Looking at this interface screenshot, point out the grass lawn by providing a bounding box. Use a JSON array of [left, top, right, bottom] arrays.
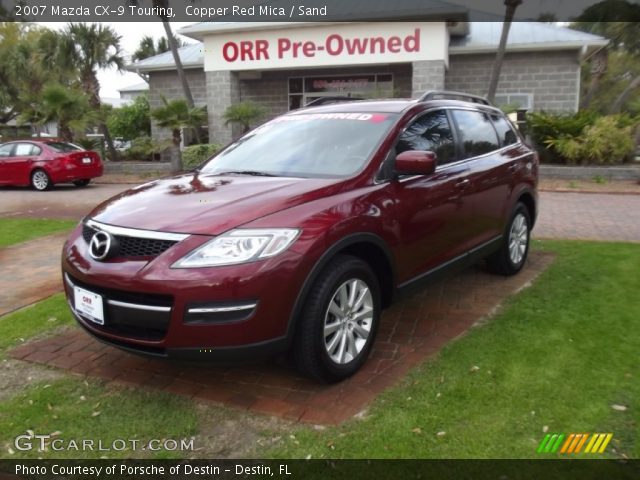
[[0, 294, 72, 357], [270, 240, 640, 459], [0, 296, 198, 459], [0, 240, 637, 459], [0, 218, 76, 248]]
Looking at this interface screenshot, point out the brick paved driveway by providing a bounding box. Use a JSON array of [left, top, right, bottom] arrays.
[[11, 252, 553, 424], [534, 192, 640, 243]]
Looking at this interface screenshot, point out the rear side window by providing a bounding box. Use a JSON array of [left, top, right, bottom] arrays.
[[451, 110, 500, 158], [46, 142, 82, 153], [491, 114, 518, 146], [0, 144, 13, 157], [14, 143, 40, 156], [396, 110, 456, 165]]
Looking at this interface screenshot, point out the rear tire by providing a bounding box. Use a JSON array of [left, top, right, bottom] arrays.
[[31, 169, 51, 191], [486, 202, 531, 276], [73, 179, 91, 187], [293, 255, 381, 383]]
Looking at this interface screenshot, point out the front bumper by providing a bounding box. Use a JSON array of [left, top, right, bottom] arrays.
[[61, 224, 310, 361]]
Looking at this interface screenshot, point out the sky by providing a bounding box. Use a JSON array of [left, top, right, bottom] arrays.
[[38, 22, 196, 99]]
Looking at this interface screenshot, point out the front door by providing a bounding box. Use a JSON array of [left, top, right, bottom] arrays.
[[388, 109, 474, 283]]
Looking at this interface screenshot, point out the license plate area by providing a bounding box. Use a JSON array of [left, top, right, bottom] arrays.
[[74, 286, 104, 325], [82, 157, 92, 164]]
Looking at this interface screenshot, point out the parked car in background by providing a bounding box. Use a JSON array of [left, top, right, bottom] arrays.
[[62, 91, 538, 382], [0, 140, 103, 191]]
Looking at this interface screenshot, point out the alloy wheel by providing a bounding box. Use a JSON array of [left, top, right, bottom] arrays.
[[508, 212, 528, 264], [323, 278, 374, 364]]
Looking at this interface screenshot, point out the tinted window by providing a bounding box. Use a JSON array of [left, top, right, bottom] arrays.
[[0, 144, 13, 157], [396, 110, 455, 164], [451, 110, 500, 158], [491, 114, 518, 147], [201, 112, 398, 178], [45, 142, 82, 153]]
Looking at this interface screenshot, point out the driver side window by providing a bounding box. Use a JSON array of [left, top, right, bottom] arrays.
[[396, 110, 455, 165]]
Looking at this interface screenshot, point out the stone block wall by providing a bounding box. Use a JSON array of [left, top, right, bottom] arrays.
[[412, 60, 446, 98], [445, 50, 581, 112], [148, 69, 207, 162]]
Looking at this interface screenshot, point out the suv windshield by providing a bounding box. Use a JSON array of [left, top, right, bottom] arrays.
[[201, 112, 398, 178], [45, 142, 83, 153]]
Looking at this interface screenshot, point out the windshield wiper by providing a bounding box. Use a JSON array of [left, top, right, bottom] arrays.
[[218, 170, 278, 177]]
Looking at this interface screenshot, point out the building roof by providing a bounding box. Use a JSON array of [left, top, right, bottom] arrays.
[[127, 22, 608, 73], [118, 81, 149, 93], [449, 22, 608, 54], [126, 43, 205, 73]]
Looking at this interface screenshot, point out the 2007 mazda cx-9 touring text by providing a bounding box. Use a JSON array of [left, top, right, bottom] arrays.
[[62, 91, 538, 382]]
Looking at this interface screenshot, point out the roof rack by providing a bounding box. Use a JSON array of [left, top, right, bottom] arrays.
[[418, 90, 492, 106]]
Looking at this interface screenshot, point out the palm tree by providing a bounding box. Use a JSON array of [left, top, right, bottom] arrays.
[[487, 0, 523, 103], [132, 34, 185, 62], [223, 102, 266, 135], [58, 23, 124, 161], [21, 84, 95, 141], [151, 96, 207, 172]]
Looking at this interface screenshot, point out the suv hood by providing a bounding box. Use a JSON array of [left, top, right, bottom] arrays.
[[88, 173, 341, 236]]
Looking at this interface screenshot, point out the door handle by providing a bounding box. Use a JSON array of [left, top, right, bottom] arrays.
[[455, 178, 470, 189]]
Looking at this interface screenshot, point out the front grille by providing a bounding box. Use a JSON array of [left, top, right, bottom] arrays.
[[82, 224, 177, 259]]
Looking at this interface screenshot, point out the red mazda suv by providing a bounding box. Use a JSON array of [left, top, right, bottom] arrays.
[[62, 91, 538, 382]]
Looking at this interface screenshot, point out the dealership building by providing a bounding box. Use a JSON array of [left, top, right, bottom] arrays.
[[127, 12, 607, 151]]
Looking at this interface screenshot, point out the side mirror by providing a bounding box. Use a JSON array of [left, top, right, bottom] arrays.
[[395, 150, 437, 176]]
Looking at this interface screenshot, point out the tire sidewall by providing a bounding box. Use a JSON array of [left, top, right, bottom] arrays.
[[312, 260, 381, 380]]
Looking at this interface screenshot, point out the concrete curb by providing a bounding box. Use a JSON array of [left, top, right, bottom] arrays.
[[540, 165, 640, 180], [103, 162, 172, 174]]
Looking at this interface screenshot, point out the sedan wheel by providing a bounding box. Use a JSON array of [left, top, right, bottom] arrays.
[[31, 170, 51, 191]]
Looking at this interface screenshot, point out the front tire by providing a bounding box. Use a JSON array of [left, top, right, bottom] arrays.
[[293, 255, 381, 383], [486, 202, 531, 276], [31, 169, 51, 191]]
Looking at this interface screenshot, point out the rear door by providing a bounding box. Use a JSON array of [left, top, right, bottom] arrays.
[[449, 109, 507, 248], [389, 109, 473, 283], [0, 144, 16, 185], [9, 143, 41, 185]]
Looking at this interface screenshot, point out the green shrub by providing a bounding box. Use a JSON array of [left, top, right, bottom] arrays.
[[545, 115, 636, 165], [122, 136, 169, 161], [527, 111, 598, 163], [182, 143, 221, 170]]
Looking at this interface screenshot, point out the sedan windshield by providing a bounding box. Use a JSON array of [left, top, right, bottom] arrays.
[[201, 112, 398, 178]]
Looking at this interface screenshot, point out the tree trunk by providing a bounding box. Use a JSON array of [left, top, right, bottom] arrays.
[[59, 122, 73, 142], [85, 72, 119, 161], [171, 128, 182, 173], [487, 1, 522, 103], [581, 49, 608, 110], [157, 9, 202, 145], [610, 73, 640, 113]]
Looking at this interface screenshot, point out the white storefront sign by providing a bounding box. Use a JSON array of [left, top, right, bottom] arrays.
[[203, 22, 449, 71]]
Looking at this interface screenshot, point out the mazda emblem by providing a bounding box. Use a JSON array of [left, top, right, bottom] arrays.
[[89, 231, 112, 261]]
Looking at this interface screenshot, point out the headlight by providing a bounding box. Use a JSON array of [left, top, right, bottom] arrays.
[[172, 229, 300, 268]]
